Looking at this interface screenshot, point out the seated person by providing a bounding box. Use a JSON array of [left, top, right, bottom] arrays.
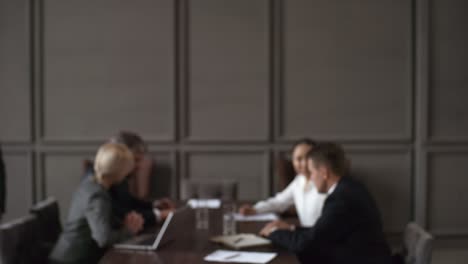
[[49, 143, 144, 264], [85, 131, 175, 228], [239, 139, 327, 227], [260, 142, 392, 264]]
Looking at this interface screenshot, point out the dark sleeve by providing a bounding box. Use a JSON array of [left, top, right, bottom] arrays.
[[0, 148, 6, 214], [268, 197, 356, 253], [84, 165, 94, 178], [111, 178, 153, 210], [85, 192, 132, 248], [110, 179, 156, 227]]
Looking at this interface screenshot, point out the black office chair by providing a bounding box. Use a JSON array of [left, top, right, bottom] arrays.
[[276, 157, 296, 191], [0, 215, 38, 264], [30, 197, 62, 263]]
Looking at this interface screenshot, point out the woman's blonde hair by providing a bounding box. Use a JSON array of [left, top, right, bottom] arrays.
[[94, 143, 134, 182]]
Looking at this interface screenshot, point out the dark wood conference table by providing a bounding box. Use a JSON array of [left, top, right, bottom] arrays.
[[99, 206, 300, 264]]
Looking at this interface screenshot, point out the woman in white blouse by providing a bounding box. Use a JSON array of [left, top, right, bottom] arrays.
[[239, 139, 327, 227]]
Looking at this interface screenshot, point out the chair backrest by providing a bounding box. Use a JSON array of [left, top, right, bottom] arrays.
[[403, 222, 434, 264], [83, 159, 94, 176], [276, 157, 296, 191], [30, 197, 62, 246], [0, 215, 38, 264], [180, 179, 238, 201]]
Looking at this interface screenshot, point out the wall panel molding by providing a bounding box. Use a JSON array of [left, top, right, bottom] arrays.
[[427, 0, 468, 143], [427, 150, 468, 236], [183, 0, 270, 142], [0, 0, 32, 143], [1, 0, 467, 237], [277, 0, 413, 142], [347, 148, 413, 233], [40, 0, 176, 143], [414, 0, 429, 229]]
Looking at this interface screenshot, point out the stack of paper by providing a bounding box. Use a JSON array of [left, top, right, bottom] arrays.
[[233, 213, 279, 222], [187, 199, 221, 209], [204, 250, 277, 263]]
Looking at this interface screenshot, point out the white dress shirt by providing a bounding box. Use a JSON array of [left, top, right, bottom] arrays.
[[253, 174, 327, 227], [327, 182, 337, 196]]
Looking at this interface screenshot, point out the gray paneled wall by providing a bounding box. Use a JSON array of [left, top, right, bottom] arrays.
[[1, 150, 33, 222], [0, 0, 467, 236], [428, 151, 468, 235], [349, 148, 412, 233], [43, 0, 175, 141], [187, 0, 270, 141], [0, 0, 31, 142], [282, 0, 412, 141]]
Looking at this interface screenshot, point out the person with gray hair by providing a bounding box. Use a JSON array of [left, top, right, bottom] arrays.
[[50, 143, 144, 264], [103, 131, 175, 228]]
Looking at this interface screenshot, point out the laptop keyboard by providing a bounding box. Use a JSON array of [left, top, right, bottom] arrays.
[[125, 234, 156, 246]]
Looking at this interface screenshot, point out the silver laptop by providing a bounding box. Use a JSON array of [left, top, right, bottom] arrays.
[[114, 211, 174, 251]]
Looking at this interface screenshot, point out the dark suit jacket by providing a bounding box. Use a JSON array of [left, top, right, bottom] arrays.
[[85, 166, 156, 228], [49, 177, 131, 264], [269, 176, 392, 264], [109, 177, 156, 227]]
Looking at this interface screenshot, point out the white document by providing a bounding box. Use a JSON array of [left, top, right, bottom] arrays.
[[204, 250, 277, 264], [210, 233, 271, 249], [187, 199, 221, 209], [233, 213, 279, 222]]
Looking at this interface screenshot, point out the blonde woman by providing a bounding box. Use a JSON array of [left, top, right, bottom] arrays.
[[50, 143, 144, 264]]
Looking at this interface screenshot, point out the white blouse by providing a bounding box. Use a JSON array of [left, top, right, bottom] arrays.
[[253, 174, 327, 227]]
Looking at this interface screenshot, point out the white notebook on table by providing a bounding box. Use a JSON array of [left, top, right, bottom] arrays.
[[204, 250, 277, 264], [211, 233, 271, 249]]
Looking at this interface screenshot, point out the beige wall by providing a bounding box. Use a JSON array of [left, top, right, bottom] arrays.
[[0, 0, 467, 237]]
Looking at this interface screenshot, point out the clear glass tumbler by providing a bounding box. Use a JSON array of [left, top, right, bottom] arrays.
[[195, 199, 209, 229], [222, 202, 237, 235]]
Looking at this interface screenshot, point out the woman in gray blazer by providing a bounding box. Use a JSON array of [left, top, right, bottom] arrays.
[[49, 143, 144, 264]]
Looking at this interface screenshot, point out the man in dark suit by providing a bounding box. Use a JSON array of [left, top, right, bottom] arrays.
[[260, 142, 392, 264]]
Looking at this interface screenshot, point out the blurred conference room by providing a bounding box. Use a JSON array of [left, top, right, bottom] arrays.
[[1, 0, 467, 264]]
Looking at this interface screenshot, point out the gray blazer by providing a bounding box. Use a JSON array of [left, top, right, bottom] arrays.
[[49, 176, 131, 264]]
